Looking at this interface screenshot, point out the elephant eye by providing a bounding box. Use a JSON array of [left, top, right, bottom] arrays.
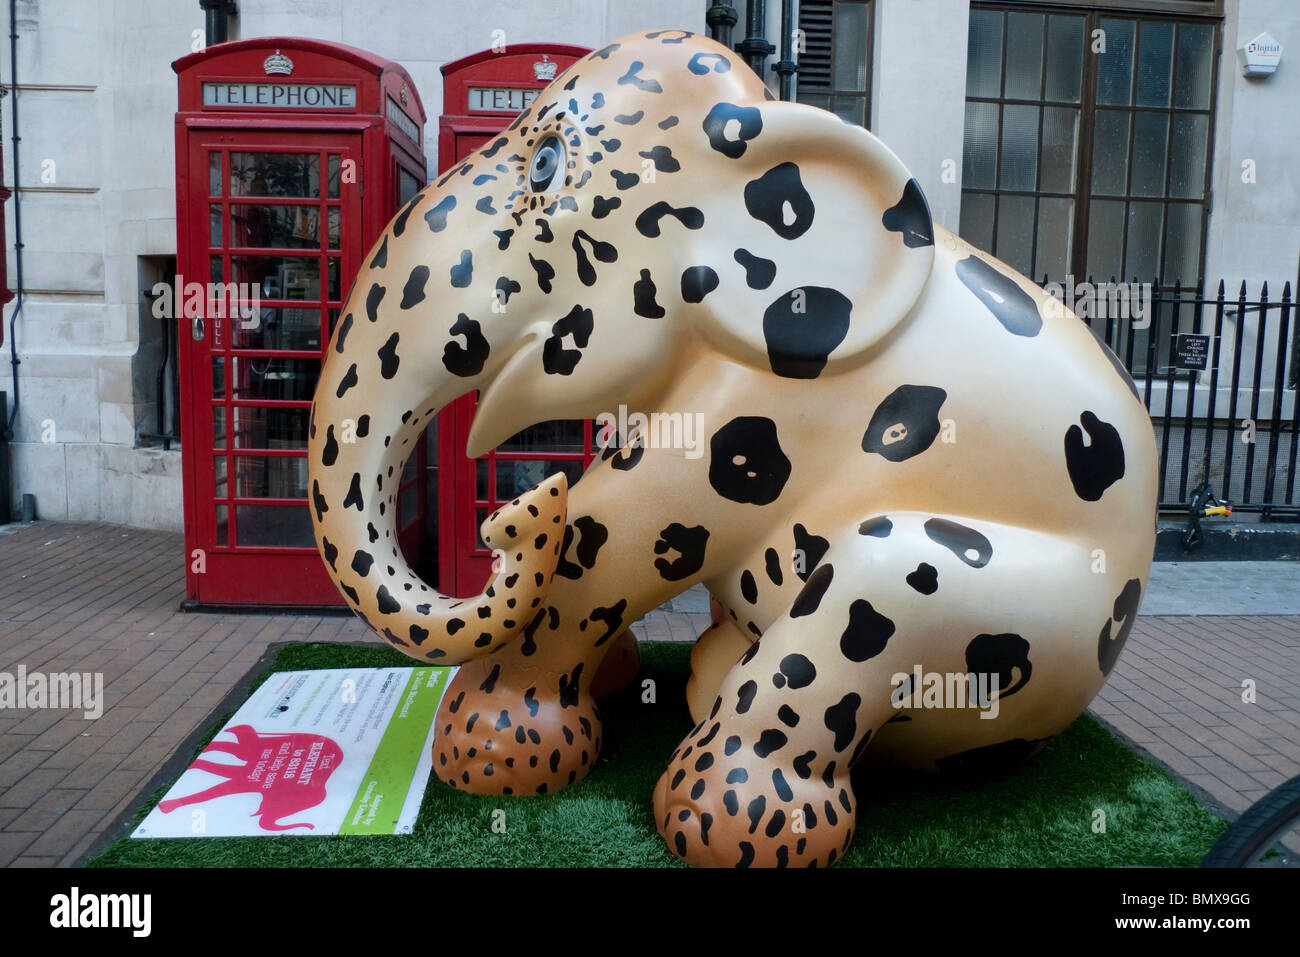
[[528, 135, 566, 193]]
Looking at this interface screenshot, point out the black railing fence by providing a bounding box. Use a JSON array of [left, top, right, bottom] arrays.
[[1045, 277, 1298, 518]]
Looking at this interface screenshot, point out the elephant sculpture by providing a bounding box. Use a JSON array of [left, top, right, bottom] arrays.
[[307, 30, 1157, 868]]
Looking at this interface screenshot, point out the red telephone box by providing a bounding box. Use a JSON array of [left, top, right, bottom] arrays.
[[435, 44, 592, 597], [173, 38, 427, 606]]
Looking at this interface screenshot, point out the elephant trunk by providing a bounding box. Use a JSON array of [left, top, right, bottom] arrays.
[[307, 283, 567, 665]]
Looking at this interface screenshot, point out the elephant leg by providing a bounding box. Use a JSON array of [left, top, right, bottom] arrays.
[[655, 513, 1141, 867], [685, 617, 752, 726], [434, 453, 726, 797]]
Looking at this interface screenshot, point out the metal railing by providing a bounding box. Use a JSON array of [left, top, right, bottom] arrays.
[[1053, 277, 1297, 518]]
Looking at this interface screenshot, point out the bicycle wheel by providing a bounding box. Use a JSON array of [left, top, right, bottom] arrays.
[[1201, 774, 1300, 867]]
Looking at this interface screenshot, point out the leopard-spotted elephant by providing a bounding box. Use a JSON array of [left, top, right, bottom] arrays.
[[307, 29, 1157, 868]]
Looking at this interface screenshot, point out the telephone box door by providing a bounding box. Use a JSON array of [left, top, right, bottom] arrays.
[[182, 131, 362, 605]]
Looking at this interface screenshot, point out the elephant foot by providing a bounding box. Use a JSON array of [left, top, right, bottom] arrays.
[[653, 712, 856, 868], [433, 655, 602, 796], [589, 629, 641, 699]]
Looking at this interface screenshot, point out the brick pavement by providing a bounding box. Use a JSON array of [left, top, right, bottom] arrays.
[[0, 520, 1297, 866]]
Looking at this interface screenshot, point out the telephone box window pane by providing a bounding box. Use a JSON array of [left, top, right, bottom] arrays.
[[232, 406, 309, 450], [210, 255, 223, 284], [233, 305, 321, 351], [212, 358, 226, 398], [326, 308, 340, 340], [500, 420, 586, 453], [214, 456, 228, 498], [496, 459, 584, 499], [230, 356, 320, 402], [476, 458, 490, 500], [1044, 16, 1084, 104], [1096, 19, 1135, 106], [966, 9, 1004, 98], [1174, 23, 1214, 110], [1169, 113, 1209, 199], [230, 152, 320, 198], [235, 504, 315, 548], [398, 168, 420, 205], [1130, 111, 1169, 198], [327, 207, 340, 249], [209, 205, 223, 247], [327, 258, 340, 301], [327, 155, 341, 198], [215, 505, 228, 546], [1004, 13, 1045, 101], [209, 152, 222, 197], [236, 456, 308, 499], [475, 508, 490, 550], [398, 484, 419, 524], [230, 256, 321, 301], [230, 204, 321, 249], [1091, 110, 1131, 196], [213, 406, 227, 448], [1135, 21, 1174, 109]]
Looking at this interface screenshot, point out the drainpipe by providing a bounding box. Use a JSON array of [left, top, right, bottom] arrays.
[[198, 0, 237, 46], [5, 0, 23, 448], [737, 0, 775, 81], [774, 0, 798, 100], [706, 2, 739, 48]]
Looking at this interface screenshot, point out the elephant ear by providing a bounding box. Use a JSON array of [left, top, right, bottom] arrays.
[[692, 100, 935, 378]]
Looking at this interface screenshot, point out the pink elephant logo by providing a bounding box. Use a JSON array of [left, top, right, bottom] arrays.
[[158, 724, 343, 831]]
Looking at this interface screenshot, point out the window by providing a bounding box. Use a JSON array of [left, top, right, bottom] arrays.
[[960, 3, 1218, 293], [796, 0, 875, 127]]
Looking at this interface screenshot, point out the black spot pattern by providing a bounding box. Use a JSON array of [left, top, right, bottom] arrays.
[[400, 267, 428, 309], [592, 195, 621, 218], [556, 516, 609, 580], [638, 145, 680, 172], [424, 195, 456, 231], [861, 385, 948, 462], [1098, 578, 1142, 675], [924, 518, 993, 569], [653, 523, 710, 581], [779, 654, 817, 690], [793, 524, 829, 581], [635, 201, 704, 237], [617, 60, 663, 93], [764, 547, 783, 586], [334, 313, 353, 353], [572, 230, 617, 286], [762, 286, 853, 379], [955, 256, 1043, 337], [966, 633, 1032, 697], [377, 332, 400, 379], [633, 269, 666, 318], [542, 305, 594, 375], [450, 250, 473, 288], [734, 248, 776, 290], [744, 163, 814, 240], [881, 178, 934, 248], [858, 516, 893, 538], [681, 266, 719, 303], [906, 563, 939, 595], [366, 283, 386, 322], [824, 693, 860, 752], [791, 564, 833, 617], [1064, 411, 1126, 501], [840, 600, 895, 662], [708, 416, 792, 506], [702, 102, 763, 159], [442, 314, 490, 378], [688, 51, 731, 74], [529, 254, 555, 294]]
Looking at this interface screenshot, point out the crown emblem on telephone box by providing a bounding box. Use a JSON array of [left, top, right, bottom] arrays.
[[263, 50, 294, 76], [533, 54, 557, 82]]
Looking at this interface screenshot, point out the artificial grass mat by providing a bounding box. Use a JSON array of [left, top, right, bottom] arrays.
[[89, 640, 1227, 867]]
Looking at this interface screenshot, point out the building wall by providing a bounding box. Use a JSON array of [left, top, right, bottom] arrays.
[[0, 0, 702, 530]]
